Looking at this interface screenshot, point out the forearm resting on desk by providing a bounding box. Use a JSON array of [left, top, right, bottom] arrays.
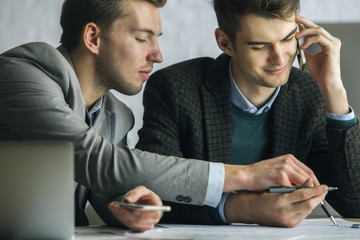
[[224, 186, 327, 228]]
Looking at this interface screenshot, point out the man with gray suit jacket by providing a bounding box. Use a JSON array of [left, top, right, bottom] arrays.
[[0, 0, 320, 231]]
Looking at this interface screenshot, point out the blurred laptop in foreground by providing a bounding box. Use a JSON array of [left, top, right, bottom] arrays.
[[0, 142, 74, 239]]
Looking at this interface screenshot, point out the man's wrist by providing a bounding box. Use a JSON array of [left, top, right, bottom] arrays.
[[320, 83, 349, 116], [223, 164, 250, 192]]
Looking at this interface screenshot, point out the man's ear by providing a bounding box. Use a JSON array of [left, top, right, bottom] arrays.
[[215, 28, 234, 56], [82, 22, 101, 55]]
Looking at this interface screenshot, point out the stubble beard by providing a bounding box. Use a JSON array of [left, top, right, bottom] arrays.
[[95, 59, 142, 96]]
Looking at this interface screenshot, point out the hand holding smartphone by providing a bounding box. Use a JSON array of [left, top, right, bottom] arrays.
[[296, 24, 306, 71], [112, 201, 171, 212]]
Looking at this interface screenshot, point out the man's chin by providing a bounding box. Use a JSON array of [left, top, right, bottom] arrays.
[[117, 85, 143, 96], [261, 75, 289, 88]]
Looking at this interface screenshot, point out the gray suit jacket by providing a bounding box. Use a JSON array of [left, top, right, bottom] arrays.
[[0, 42, 211, 225]]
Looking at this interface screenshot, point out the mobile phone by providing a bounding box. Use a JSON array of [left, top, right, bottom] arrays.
[[296, 24, 306, 71], [112, 201, 171, 212]]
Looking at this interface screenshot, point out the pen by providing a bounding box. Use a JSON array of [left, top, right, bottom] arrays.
[[319, 201, 338, 226], [265, 186, 338, 226]]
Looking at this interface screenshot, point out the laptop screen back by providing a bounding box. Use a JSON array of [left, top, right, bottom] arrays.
[[0, 142, 74, 239]]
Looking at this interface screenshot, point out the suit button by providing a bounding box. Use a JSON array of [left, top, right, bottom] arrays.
[[183, 196, 192, 203], [176, 195, 184, 202]]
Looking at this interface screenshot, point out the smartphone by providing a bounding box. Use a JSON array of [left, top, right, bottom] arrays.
[[112, 201, 171, 212], [296, 24, 307, 71]]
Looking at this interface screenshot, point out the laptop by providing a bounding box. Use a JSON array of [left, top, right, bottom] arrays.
[[0, 142, 74, 239]]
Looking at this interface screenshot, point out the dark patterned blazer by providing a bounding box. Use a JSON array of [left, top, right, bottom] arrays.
[[137, 53, 360, 224]]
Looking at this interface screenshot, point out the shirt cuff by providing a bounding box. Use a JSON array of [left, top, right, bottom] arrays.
[[326, 106, 355, 120], [326, 106, 357, 129], [208, 192, 231, 224], [219, 192, 231, 223], [204, 162, 224, 207]]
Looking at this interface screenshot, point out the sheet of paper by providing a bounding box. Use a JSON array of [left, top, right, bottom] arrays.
[[124, 218, 360, 240], [74, 225, 127, 240], [74, 219, 360, 240]]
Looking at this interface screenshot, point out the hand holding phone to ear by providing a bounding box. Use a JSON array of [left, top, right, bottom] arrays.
[[296, 15, 349, 116]]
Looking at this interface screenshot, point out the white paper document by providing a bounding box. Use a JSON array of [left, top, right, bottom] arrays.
[[75, 218, 360, 240]]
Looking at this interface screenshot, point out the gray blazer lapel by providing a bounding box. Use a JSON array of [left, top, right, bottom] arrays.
[[201, 54, 233, 163], [93, 109, 117, 144], [93, 93, 134, 147]]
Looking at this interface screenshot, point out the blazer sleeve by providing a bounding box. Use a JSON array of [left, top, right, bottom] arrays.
[[308, 116, 360, 218], [0, 44, 209, 206], [325, 123, 360, 217], [288, 70, 360, 218]]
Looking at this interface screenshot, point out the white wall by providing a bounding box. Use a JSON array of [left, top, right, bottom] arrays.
[[1, 0, 359, 147]]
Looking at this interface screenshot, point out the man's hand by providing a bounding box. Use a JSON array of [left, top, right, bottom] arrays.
[[107, 186, 162, 232], [224, 185, 328, 227], [224, 154, 319, 192], [296, 15, 349, 116]]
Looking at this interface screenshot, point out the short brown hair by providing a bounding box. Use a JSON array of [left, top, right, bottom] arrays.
[[60, 0, 167, 50], [212, 0, 300, 43]]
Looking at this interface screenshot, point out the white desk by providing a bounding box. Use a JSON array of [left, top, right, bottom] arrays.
[[74, 218, 360, 240]]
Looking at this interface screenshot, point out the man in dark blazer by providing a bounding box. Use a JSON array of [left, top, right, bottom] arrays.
[[137, 0, 360, 227]]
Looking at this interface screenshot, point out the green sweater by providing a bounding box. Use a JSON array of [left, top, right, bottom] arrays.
[[229, 104, 272, 165]]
